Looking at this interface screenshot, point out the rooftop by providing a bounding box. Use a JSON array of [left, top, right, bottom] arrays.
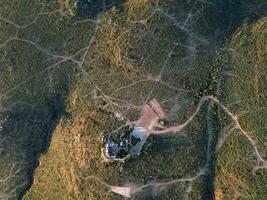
[[101, 126, 149, 162]]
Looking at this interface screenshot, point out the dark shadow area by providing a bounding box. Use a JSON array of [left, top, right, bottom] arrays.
[[150, 134, 192, 154], [0, 93, 69, 200], [198, 1, 267, 199], [0, 0, 130, 198], [76, 0, 127, 17], [201, 0, 267, 43], [0, 47, 74, 199], [200, 106, 221, 200]]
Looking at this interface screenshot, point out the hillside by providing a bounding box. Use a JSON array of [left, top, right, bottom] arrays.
[[0, 0, 266, 199]]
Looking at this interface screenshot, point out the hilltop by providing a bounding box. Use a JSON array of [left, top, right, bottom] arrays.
[[0, 0, 266, 199]]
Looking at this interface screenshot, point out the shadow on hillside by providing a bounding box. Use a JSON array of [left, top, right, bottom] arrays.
[[201, 0, 267, 43], [75, 0, 127, 17], [0, 92, 69, 200], [0, 1, 130, 199], [197, 1, 267, 199]]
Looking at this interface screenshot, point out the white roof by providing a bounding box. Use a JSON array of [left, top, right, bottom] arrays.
[[110, 186, 131, 198]]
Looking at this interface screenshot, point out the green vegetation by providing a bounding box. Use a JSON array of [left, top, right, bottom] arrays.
[[215, 17, 267, 200], [0, 0, 266, 199]]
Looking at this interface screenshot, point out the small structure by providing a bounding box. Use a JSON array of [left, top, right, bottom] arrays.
[[101, 126, 149, 162], [104, 139, 129, 160], [110, 186, 132, 198], [101, 98, 166, 162], [129, 126, 149, 156]]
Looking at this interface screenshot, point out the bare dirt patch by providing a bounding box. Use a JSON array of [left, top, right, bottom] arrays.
[[135, 98, 166, 131]]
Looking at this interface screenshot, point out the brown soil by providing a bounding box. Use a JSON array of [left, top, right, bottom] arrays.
[[136, 98, 166, 131]]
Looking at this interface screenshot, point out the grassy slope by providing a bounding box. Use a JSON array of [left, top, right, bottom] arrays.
[[215, 17, 267, 200], [24, 0, 214, 199], [0, 0, 93, 198]]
